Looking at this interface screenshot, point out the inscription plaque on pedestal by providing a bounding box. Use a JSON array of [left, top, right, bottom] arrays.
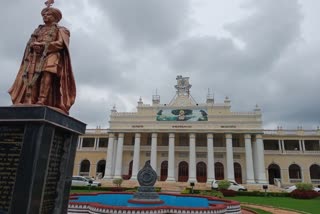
[[41, 131, 65, 213], [0, 106, 86, 214], [0, 125, 24, 213]]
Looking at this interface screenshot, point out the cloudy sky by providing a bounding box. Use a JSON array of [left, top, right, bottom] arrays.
[[1, 0, 319, 129]]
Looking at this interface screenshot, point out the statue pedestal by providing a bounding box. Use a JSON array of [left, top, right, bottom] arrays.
[[128, 187, 164, 204], [0, 106, 86, 214]]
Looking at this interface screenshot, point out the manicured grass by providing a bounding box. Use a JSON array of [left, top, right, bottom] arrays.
[[241, 206, 272, 214], [226, 196, 320, 214]]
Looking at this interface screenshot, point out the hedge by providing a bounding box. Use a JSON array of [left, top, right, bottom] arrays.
[[236, 191, 290, 197]]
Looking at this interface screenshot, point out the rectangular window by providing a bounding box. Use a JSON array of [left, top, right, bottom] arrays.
[[82, 138, 95, 147], [98, 138, 108, 148], [263, 140, 279, 150]]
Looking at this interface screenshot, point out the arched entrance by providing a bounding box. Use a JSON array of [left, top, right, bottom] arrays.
[[196, 162, 207, 183], [96, 160, 106, 178], [79, 159, 90, 176], [289, 164, 301, 182], [268, 164, 281, 184], [178, 161, 189, 182], [123, 161, 133, 180], [234, 163, 242, 184], [310, 164, 320, 182], [160, 161, 168, 181], [215, 162, 224, 180]]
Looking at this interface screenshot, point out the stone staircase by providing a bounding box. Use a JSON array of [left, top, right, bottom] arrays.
[[100, 180, 212, 192], [244, 184, 284, 192], [100, 179, 284, 193]]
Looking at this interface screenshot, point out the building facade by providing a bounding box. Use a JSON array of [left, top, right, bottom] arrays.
[[73, 76, 320, 186]]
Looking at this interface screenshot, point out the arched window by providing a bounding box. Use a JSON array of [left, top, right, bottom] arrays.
[[196, 162, 207, 183], [178, 161, 189, 182], [160, 161, 168, 181], [289, 164, 302, 182], [215, 162, 224, 180], [310, 164, 320, 183], [96, 160, 106, 178], [268, 164, 281, 184], [234, 163, 242, 184], [80, 160, 90, 176]]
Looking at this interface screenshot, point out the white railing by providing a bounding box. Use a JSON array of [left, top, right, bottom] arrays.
[[304, 150, 320, 154], [264, 129, 320, 136], [289, 178, 302, 183], [264, 150, 281, 154], [123, 145, 134, 151], [233, 147, 245, 153], [85, 129, 109, 134], [285, 150, 302, 154], [311, 179, 320, 184]]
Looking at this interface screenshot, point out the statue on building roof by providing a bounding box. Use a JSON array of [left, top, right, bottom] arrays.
[[175, 75, 192, 96]]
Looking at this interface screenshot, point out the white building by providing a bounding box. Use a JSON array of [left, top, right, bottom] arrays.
[[74, 76, 320, 186]]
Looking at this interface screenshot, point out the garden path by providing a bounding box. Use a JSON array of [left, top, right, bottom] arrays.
[[242, 204, 302, 214]]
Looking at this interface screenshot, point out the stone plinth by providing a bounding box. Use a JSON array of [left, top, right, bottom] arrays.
[[0, 106, 86, 214]]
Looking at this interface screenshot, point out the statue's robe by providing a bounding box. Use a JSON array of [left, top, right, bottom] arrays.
[[8, 25, 76, 114]]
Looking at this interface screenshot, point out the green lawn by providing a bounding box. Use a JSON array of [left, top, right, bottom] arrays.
[[226, 196, 320, 214]]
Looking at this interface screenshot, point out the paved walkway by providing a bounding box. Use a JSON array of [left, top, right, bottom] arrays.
[[242, 204, 302, 214]]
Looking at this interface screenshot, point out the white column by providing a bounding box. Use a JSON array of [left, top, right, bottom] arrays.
[[302, 139, 306, 152], [278, 139, 282, 153], [104, 133, 115, 179], [94, 138, 99, 150], [114, 133, 124, 179], [244, 134, 255, 184], [131, 133, 141, 180], [254, 134, 268, 183], [282, 140, 286, 154], [78, 137, 83, 150], [150, 133, 158, 171], [166, 133, 176, 181], [189, 133, 197, 183], [252, 138, 258, 180], [111, 138, 118, 177], [226, 133, 235, 181], [207, 134, 215, 183], [298, 140, 302, 152]]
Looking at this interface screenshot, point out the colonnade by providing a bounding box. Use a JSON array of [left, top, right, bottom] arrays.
[[103, 133, 268, 184]]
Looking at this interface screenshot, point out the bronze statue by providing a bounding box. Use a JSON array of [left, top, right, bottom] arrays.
[[8, 3, 75, 115]]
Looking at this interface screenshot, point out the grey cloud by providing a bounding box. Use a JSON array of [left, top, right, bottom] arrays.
[[168, 0, 302, 76], [0, 1, 319, 130], [226, 0, 302, 71], [95, 0, 191, 47]]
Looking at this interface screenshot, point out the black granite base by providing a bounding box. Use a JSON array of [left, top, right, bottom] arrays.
[[128, 186, 164, 204], [0, 106, 86, 214]]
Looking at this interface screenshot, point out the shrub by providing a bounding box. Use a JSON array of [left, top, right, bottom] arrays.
[[218, 180, 231, 190], [220, 189, 237, 197], [180, 188, 200, 194], [108, 187, 124, 192], [199, 190, 224, 198], [113, 178, 123, 187], [290, 189, 319, 199], [236, 191, 290, 197], [296, 183, 313, 191], [181, 188, 190, 194]]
